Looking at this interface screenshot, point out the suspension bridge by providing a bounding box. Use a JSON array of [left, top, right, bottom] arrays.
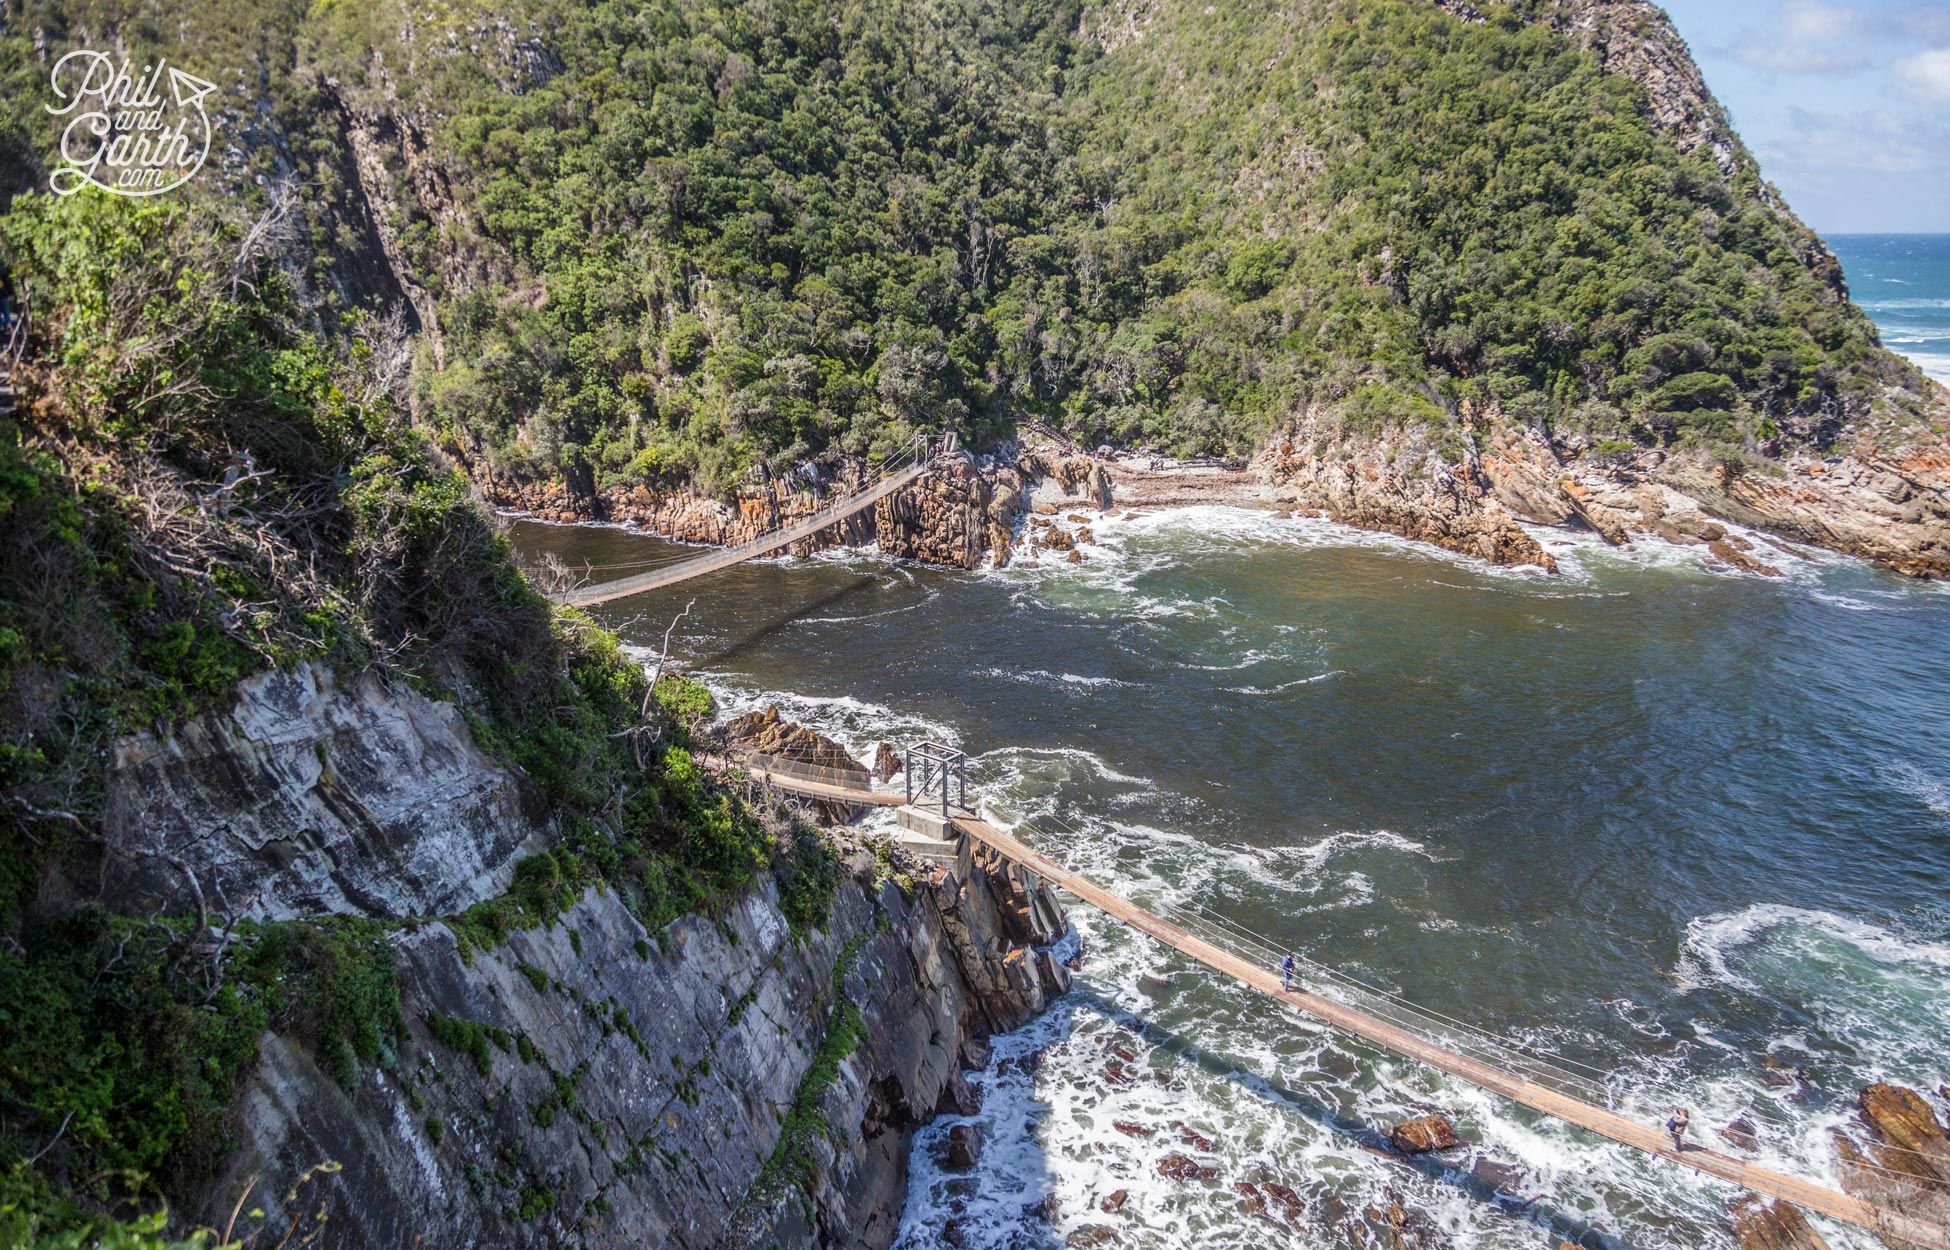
[[723, 743, 1948, 1250], [548, 436, 944, 608]]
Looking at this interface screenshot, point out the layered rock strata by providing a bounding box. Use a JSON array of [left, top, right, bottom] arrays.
[[104, 662, 544, 922], [202, 844, 1070, 1250], [105, 667, 1071, 1250]]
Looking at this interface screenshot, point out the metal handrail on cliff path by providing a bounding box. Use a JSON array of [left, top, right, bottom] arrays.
[[549, 433, 947, 609]]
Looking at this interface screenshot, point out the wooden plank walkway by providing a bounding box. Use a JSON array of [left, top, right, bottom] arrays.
[[715, 744, 1947, 1246], [701, 753, 908, 806], [552, 458, 933, 607]]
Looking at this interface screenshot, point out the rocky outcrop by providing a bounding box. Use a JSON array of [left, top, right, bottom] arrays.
[[1388, 1113, 1462, 1154], [1730, 1196, 1833, 1250], [1831, 1083, 1950, 1250], [1351, 400, 1950, 580], [725, 706, 872, 822], [726, 706, 869, 781], [1511, 432, 1950, 579], [1257, 413, 1559, 572], [105, 662, 542, 921], [933, 844, 1072, 1034]]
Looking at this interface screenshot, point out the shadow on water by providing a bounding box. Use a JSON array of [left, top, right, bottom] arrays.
[[1058, 981, 1647, 1250], [687, 571, 885, 666]]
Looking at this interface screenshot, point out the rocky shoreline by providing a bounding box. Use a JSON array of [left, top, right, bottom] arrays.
[[485, 405, 1950, 582]]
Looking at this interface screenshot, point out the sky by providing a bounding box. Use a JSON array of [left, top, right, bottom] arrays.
[[1659, 0, 1950, 233]]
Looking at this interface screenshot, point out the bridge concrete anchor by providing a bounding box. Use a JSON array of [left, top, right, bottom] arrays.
[[895, 804, 971, 876]]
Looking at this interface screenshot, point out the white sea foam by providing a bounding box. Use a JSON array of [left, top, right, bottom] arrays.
[[1880, 759, 1950, 818], [1226, 670, 1345, 695], [975, 667, 1142, 690], [1684, 903, 1950, 992], [895, 893, 1846, 1250]]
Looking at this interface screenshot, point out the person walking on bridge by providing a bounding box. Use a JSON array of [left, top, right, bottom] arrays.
[[1281, 952, 1296, 991], [1665, 1107, 1691, 1153]]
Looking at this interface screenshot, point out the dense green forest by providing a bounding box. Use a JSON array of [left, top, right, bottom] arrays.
[[3, 0, 1932, 508], [0, 0, 1938, 1240]]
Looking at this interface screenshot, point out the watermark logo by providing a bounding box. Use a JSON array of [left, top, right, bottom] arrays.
[[46, 51, 215, 197]]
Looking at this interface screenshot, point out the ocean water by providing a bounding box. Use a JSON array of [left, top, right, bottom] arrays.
[[512, 508, 1950, 1250], [1831, 233, 1950, 386]]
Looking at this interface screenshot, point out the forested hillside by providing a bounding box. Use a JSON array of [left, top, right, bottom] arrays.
[[3, 0, 1934, 510]]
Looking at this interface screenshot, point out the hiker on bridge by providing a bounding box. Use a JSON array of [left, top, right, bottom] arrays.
[[1281, 952, 1295, 991], [1666, 1107, 1691, 1152]]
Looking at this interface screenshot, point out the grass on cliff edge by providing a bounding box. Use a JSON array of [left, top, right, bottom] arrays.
[[0, 192, 839, 1238]]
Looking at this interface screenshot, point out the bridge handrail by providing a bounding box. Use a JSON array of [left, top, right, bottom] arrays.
[[733, 749, 872, 790]]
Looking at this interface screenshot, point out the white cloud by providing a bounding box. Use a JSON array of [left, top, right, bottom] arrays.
[[1886, 4, 1950, 43], [1762, 106, 1943, 177], [1726, 1, 1872, 74], [1894, 47, 1950, 102]]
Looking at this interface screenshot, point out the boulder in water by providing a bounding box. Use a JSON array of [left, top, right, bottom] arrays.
[[1719, 1115, 1760, 1152], [1100, 1189, 1128, 1214], [1728, 1195, 1833, 1250], [1157, 1152, 1219, 1182], [873, 741, 903, 781], [1709, 538, 1784, 576], [1261, 1181, 1304, 1213], [1388, 1113, 1462, 1153], [944, 1123, 983, 1170]]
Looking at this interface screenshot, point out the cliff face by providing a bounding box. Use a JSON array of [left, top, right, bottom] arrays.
[[105, 669, 1070, 1249], [104, 663, 545, 922]]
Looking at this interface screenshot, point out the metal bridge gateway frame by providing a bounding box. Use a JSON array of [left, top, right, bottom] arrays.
[[903, 742, 966, 819]]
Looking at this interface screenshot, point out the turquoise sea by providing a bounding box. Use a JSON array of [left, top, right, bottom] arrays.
[[1832, 233, 1950, 386]]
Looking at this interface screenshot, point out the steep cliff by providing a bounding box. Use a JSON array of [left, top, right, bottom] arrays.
[[120, 670, 1073, 1250], [0, 191, 1077, 1248]]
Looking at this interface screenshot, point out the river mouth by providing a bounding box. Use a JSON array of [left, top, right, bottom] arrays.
[[510, 507, 1950, 1250]]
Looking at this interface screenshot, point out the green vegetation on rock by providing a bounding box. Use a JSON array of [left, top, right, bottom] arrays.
[[0, 191, 835, 1236]]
